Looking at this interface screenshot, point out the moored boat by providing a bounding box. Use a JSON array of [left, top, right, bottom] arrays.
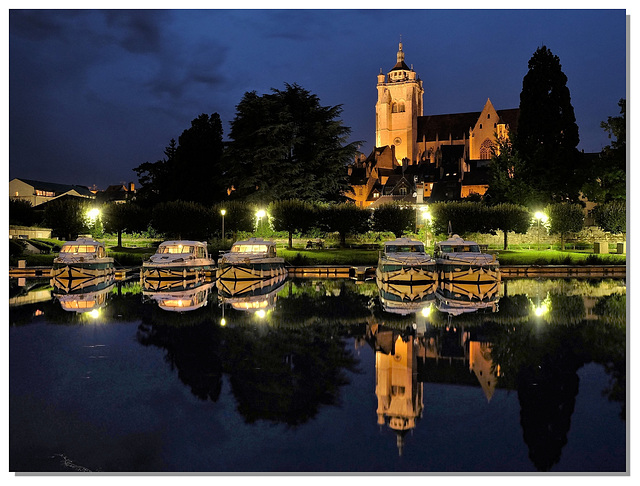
[[217, 238, 287, 282], [434, 234, 499, 283], [53, 275, 116, 313], [376, 237, 437, 285], [142, 240, 215, 283], [50, 238, 115, 282]]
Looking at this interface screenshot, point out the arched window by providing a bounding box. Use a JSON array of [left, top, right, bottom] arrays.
[[392, 103, 398, 113], [479, 139, 494, 160], [397, 102, 405, 112]]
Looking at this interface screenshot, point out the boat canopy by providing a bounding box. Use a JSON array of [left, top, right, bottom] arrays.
[[435, 235, 481, 253], [383, 238, 426, 254], [230, 238, 277, 256], [156, 241, 207, 257], [60, 238, 106, 257]]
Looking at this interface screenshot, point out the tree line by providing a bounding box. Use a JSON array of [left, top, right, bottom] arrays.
[[9, 197, 625, 251]]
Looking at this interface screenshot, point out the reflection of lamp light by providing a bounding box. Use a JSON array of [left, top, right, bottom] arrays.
[[421, 305, 431, 318], [255, 310, 266, 319], [88, 309, 101, 319], [220, 318, 226, 326]]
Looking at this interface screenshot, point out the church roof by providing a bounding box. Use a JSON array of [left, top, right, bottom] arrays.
[[390, 60, 411, 72], [416, 109, 520, 142]]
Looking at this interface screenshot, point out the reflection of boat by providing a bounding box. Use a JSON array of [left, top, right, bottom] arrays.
[[50, 238, 115, 283], [142, 240, 215, 283], [217, 238, 287, 282], [52, 275, 115, 313], [434, 234, 499, 283], [376, 237, 437, 285], [217, 273, 287, 313], [143, 280, 215, 312], [435, 280, 499, 315], [377, 280, 435, 316]]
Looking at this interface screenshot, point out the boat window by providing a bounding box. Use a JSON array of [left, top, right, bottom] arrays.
[[196, 247, 205, 258], [453, 245, 480, 252], [439, 245, 453, 253], [231, 244, 269, 253], [158, 245, 194, 254], [388, 244, 425, 253], [61, 245, 97, 253]]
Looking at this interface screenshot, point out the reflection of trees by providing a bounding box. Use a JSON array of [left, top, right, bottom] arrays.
[[136, 319, 224, 402], [224, 324, 359, 426], [514, 326, 581, 472]]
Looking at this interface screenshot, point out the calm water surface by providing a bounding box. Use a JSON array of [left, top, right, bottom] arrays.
[[9, 275, 627, 473]]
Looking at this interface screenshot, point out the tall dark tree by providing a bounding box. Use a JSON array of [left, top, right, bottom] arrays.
[[515, 46, 582, 204], [134, 113, 225, 205], [173, 113, 225, 204], [582, 99, 626, 203], [226, 83, 359, 204]]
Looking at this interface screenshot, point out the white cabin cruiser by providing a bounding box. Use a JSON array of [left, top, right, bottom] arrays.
[[376, 237, 437, 285], [434, 235, 499, 283], [142, 240, 215, 283], [217, 238, 287, 282], [51, 237, 115, 282]]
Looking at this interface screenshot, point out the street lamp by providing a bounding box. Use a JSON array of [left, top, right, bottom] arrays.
[[220, 209, 226, 246], [256, 209, 266, 234], [534, 211, 548, 251], [421, 206, 432, 248]]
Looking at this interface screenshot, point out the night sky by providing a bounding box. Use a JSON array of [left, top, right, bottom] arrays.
[[8, 8, 628, 189]]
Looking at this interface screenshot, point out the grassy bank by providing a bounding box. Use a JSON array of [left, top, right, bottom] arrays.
[[11, 238, 626, 268]]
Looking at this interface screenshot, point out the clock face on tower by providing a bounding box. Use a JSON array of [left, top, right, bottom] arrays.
[[394, 137, 402, 145]]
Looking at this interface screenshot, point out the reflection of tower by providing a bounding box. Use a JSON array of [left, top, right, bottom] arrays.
[[375, 41, 424, 165], [468, 341, 501, 402], [374, 331, 423, 456]]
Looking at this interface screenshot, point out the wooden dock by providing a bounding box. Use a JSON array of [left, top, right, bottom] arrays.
[[10, 264, 625, 281], [500, 265, 626, 278]]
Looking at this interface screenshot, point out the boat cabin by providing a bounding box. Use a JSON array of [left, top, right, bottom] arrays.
[[230, 238, 277, 258], [155, 241, 208, 259], [434, 235, 481, 256], [383, 238, 426, 255], [59, 238, 108, 258]]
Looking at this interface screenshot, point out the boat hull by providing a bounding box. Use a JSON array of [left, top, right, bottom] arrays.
[[436, 261, 500, 283], [50, 262, 115, 290], [141, 263, 215, 282], [376, 262, 437, 285]]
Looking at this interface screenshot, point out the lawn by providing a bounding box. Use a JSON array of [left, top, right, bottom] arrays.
[[11, 238, 626, 267]]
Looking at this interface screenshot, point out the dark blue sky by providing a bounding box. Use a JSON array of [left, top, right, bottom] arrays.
[[8, 8, 627, 189]]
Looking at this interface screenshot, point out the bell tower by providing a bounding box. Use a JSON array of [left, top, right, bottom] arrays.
[[375, 41, 424, 164]]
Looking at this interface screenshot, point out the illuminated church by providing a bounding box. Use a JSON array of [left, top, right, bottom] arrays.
[[348, 42, 519, 207]]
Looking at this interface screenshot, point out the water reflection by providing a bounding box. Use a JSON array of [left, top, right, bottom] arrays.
[[142, 277, 215, 312], [51, 274, 116, 316], [8, 274, 626, 472], [217, 273, 287, 315]]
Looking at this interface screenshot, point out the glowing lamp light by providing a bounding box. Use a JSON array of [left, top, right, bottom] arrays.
[[88, 309, 101, 319], [534, 211, 548, 223], [421, 305, 432, 318], [221, 209, 226, 216], [220, 318, 227, 327], [255, 310, 266, 319], [87, 208, 100, 222], [256, 210, 266, 219]]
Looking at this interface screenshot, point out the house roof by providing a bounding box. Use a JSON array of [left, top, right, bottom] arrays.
[[461, 167, 491, 186], [14, 178, 94, 197]]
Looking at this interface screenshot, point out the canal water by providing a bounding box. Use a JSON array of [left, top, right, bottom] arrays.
[[9, 275, 626, 473]]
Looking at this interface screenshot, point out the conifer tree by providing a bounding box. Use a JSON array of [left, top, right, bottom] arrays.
[[516, 46, 582, 204]]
